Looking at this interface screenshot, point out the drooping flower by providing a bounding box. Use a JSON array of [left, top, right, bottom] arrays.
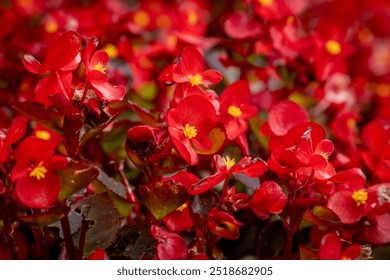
[[319, 232, 360, 260], [188, 155, 267, 195], [167, 95, 216, 165], [10, 137, 67, 208], [22, 31, 82, 105], [82, 37, 126, 102], [206, 207, 243, 240], [0, 116, 29, 163], [151, 225, 188, 260], [249, 180, 287, 219], [218, 80, 258, 140]]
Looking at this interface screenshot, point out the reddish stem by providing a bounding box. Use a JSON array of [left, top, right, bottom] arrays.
[[60, 214, 77, 260], [0, 196, 17, 259]]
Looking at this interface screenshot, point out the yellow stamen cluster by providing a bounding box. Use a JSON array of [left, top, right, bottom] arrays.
[[29, 162, 48, 180], [187, 11, 198, 25], [188, 73, 203, 86], [183, 124, 197, 139], [93, 62, 106, 73], [223, 156, 236, 170], [35, 130, 51, 141], [325, 40, 342, 55], [258, 0, 274, 6], [352, 189, 368, 207], [133, 10, 150, 28], [228, 105, 242, 118]]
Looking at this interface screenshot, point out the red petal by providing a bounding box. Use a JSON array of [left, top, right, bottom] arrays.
[[90, 50, 109, 70], [162, 172, 199, 188], [89, 70, 108, 84], [319, 232, 341, 260], [171, 95, 216, 134], [22, 54, 41, 74], [83, 37, 99, 68], [163, 203, 194, 232], [173, 46, 204, 79], [92, 82, 126, 102], [34, 71, 73, 105], [200, 69, 222, 85], [219, 80, 251, 107], [13, 171, 60, 209], [39, 31, 82, 73], [188, 172, 226, 195], [268, 100, 309, 136], [191, 133, 212, 151], [341, 244, 361, 260], [363, 213, 390, 245], [327, 191, 363, 224], [250, 181, 287, 219], [3, 116, 29, 147], [224, 11, 264, 40], [315, 139, 334, 158], [206, 208, 243, 240], [13, 137, 56, 164], [168, 126, 198, 165], [232, 157, 267, 178], [151, 225, 188, 260]]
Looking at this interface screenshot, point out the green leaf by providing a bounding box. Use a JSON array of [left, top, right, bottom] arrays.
[[90, 168, 135, 218], [18, 207, 67, 227], [302, 206, 340, 227], [57, 161, 99, 202], [140, 180, 188, 220], [78, 109, 123, 147], [299, 244, 319, 260]]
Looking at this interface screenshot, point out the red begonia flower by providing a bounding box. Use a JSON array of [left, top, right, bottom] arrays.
[[151, 225, 187, 260], [218, 80, 258, 140], [327, 169, 372, 224], [0, 116, 28, 163], [167, 95, 216, 165], [83, 38, 126, 102], [22, 31, 82, 105], [10, 137, 67, 208], [206, 207, 243, 240], [249, 181, 287, 219], [360, 119, 390, 182], [188, 155, 266, 195], [265, 99, 310, 137], [319, 232, 360, 260], [171, 46, 222, 87]]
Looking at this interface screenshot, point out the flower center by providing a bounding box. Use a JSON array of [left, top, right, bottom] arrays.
[[223, 156, 236, 170], [102, 44, 118, 58], [352, 189, 368, 207], [29, 162, 48, 180], [187, 11, 198, 25], [35, 130, 51, 140], [93, 62, 106, 73], [258, 0, 273, 5], [133, 10, 150, 28], [188, 73, 203, 86], [228, 105, 242, 118], [319, 152, 329, 161], [45, 20, 58, 33], [325, 40, 342, 55], [183, 124, 197, 139]]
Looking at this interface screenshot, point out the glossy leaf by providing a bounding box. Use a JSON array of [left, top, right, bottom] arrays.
[[71, 193, 120, 257], [140, 180, 188, 220], [57, 161, 99, 202]]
